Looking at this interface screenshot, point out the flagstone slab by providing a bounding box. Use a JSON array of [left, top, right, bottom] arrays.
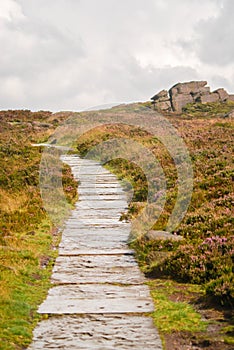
[[69, 212, 122, 220], [79, 183, 122, 189], [59, 249, 134, 256], [78, 194, 127, 201], [51, 267, 145, 285], [40, 283, 151, 298], [65, 218, 123, 226], [61, 231, 128, 240], [28, 315, 162, 350], [70, 208, 124, 216], [60, 233, 128, 246], [75, 200, 128, 209], [78, 189, 124, 195], [82, 177, 121, 183], [63, 224, 126, 230], [38, 284, 154, 314], [53, 254, 137, 268], [62, 226, 130, 236], [59, 240, 128, 253], [50, 255, 143, 284], [51, 254, 145, 285]]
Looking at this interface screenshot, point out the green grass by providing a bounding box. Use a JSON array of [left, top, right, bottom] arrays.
[[0, 218, 57, 349], [0, 224, 54, 348], [148, 280, 206, 334], [182, 100, 234, 118], [222, 325, 234, 345]]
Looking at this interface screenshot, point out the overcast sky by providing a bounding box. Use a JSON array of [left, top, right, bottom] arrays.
[[0, 0, 233, 111]]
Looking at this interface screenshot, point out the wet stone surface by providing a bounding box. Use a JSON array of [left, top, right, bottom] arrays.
[[28, 155, 162, 349]]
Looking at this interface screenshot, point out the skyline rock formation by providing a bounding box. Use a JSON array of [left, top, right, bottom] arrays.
[[151, 81, 234, 113]]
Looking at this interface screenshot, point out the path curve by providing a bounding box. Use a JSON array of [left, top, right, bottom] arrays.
[[28, 155, 162, 349]]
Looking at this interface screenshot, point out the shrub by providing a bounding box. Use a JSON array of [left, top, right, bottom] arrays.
[[162, 236, 234, 283], [205, 273, 234, 305], [158, 235, 234, 304]]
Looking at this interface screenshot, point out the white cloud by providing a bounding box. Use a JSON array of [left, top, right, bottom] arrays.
[[0, 0, 25, 21], [0, 0, 233, 111]]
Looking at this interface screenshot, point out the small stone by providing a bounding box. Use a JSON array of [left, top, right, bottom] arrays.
[[145, 230, 183, 241]]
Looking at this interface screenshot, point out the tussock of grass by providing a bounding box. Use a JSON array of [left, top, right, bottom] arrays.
[[148, 280, 206, 333]]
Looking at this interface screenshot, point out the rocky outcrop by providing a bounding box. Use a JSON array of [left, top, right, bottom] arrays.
[[151, 90, 172, 112], [214, 88, 229, 101], [151, 81, 234, 113]]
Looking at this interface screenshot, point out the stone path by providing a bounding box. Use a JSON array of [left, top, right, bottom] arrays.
[[28, 155, 162, 349]]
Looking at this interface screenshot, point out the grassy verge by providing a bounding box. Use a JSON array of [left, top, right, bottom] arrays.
[[148, 279, 234, 350], [0, 218, 56, 349], [0, 110, 78, 349], [148, 280, 206, 334]]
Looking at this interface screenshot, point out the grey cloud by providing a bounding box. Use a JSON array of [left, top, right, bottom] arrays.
[[210, 74, 234, 92], [98, 58, 199, 102], [195, 0, 234, 65], [0, 17, 84, 78]]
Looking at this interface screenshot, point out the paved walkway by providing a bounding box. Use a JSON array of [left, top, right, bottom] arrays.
[[28, 155, 162, 349]]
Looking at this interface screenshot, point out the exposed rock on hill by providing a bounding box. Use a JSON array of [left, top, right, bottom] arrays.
[[150, 90, 171, 112], [151, 81, 234, 113]]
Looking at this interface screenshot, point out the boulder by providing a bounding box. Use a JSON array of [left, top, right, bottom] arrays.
[[193, 87, 211, 101], [154, 100, 171, 111], [198, 92, 220, 104], [214, 88, 229, 101], [151, 90, 169, 101], [170, 81, 207, 96], [169, 81, 209, 112], [170, 93, 194, 113], [151, 89, 171, 111]]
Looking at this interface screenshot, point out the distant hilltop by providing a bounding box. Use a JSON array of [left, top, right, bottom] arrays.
[[151, 81, 234, 113]]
